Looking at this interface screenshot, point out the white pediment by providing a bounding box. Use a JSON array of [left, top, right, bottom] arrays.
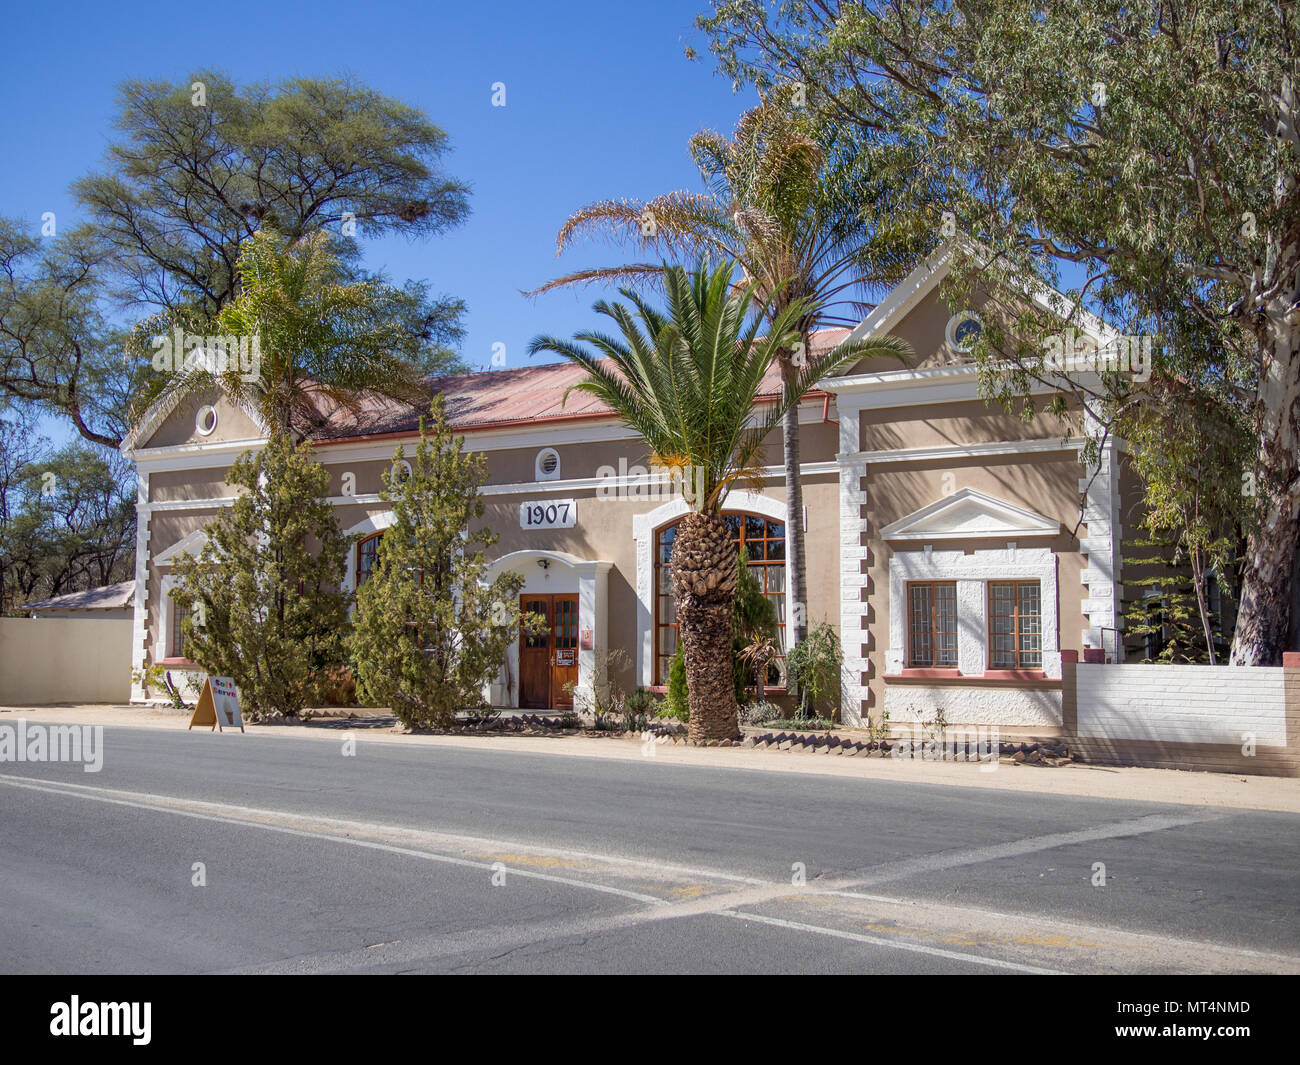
[[880, 488, 1060, 541], [153, 529, 211, 565]]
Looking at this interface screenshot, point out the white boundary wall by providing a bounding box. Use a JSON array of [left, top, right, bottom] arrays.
[[1076, 663, 1289, 746]]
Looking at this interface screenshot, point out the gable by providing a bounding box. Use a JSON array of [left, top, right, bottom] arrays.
[[879, 488, 1061, 541], [136, 388, 265, 450], [832, 238, 1120, 378]]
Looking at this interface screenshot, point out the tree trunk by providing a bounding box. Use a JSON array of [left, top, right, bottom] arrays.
[[780, 367, 808, 653], [1230, 245, 1300, 664], [671, 511, 741, 742]]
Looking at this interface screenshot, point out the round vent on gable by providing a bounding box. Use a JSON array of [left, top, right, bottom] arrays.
[[195, 405, 218, 436], [536, 448, 561, 481]]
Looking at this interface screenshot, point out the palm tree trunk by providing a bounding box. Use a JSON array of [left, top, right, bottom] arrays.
[[671, 512, 741, 742], [780, 356, 808, 710]]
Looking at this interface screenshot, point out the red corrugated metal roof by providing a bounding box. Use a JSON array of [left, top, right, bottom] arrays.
[[311, 327, 853, 444]]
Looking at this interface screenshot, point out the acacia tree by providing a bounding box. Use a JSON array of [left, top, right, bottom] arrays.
[[1, 71, 468, 447], [531, 98, 925, 656], [699, 0, 1300, 662], [171, 435, 350, 719], [531, 261, 909, 741], [348, 398, 535, 729]]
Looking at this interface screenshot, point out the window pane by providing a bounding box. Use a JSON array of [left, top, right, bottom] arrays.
[[935, 584, 957, 666], [358, 534, 381, 585], [909, 585, 933, 666], [989, 581, 1043, 668], [658, 625, 678, 656]]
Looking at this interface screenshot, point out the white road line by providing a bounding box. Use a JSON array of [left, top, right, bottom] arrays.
[[0, 775, 668, 907], [1, 772, 1278, 975], [0, 772, 765, 887], [0, 773, 1066, 973], [719, 911, 1066, 975], [831, 812, 1225, 890]]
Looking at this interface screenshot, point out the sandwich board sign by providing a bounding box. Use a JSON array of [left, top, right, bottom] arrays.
[[188, 676, 245, 732]]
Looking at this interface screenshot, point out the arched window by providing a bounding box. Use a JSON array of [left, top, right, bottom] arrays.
[[357, 532, 383, 587], [654, 512, 786, 685]]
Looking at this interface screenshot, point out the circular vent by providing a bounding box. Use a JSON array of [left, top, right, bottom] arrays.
[[536, 448, 560, 480], [195, 405, 218, 436]]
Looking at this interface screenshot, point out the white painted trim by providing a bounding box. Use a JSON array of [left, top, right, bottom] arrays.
[[129, 472, 151, 702], [122, 386, 268, 457], [535, 447, 562, 481], [885, 547, 1061, 679], [1079, 426, 1124, 653], [152, 528, 210, 565], [631, 490, 788, 688], [879, 488, 1061, 541], [847, 438, 1080, 465], [195, 405, 218, 436], [133, 437, 268, 473], [156, 573, 183, 663], [822, 363, 1068, 411], [836, 395, 869, 726], [138, 462, 842, 517], [830, 243, 954, 358], [821, 234, 1119, 383], [133, 400, 834, 473], [483, 550, 614, 709]]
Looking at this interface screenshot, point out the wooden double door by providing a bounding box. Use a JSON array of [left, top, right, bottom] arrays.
[[519, 594, 579, 710]]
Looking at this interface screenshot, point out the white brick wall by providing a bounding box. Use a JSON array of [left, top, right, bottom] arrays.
[[1076, 664, 1289, 746]]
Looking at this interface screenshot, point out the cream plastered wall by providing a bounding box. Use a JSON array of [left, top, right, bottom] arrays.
[[143, 388, 263, 448], [860, 398, 1080, 452], [134, 396, 845, 703]]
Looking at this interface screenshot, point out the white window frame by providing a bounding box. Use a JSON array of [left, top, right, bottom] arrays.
[[886, 546, 1061, 679]]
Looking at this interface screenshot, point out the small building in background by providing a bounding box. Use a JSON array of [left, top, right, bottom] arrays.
[[24, 580, 136, 621]]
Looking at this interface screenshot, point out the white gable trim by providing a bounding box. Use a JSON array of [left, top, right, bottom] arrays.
[[825, 236, 1120, 367], [152, 528, 210, 565], [632, 490, 788, 687], [880, 488, 1060, 542], [122, 385, 269, 457]]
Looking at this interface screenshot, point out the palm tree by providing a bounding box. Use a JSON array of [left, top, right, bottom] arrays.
[[529, 260, 910, 742], [141, 229, 441, 442], [529, 99, 919, 668]]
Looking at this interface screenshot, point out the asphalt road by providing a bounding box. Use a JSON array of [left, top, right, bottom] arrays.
[[1, 726, 1297, 974]]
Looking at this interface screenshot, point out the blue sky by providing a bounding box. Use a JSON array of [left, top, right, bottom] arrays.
[[0, 0, 756, 447]]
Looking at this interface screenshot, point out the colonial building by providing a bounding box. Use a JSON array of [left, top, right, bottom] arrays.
[[123, 244, 1138, 733]]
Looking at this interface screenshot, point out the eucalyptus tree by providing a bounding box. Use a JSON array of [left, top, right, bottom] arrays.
[[698, 0, 1300, 662]]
